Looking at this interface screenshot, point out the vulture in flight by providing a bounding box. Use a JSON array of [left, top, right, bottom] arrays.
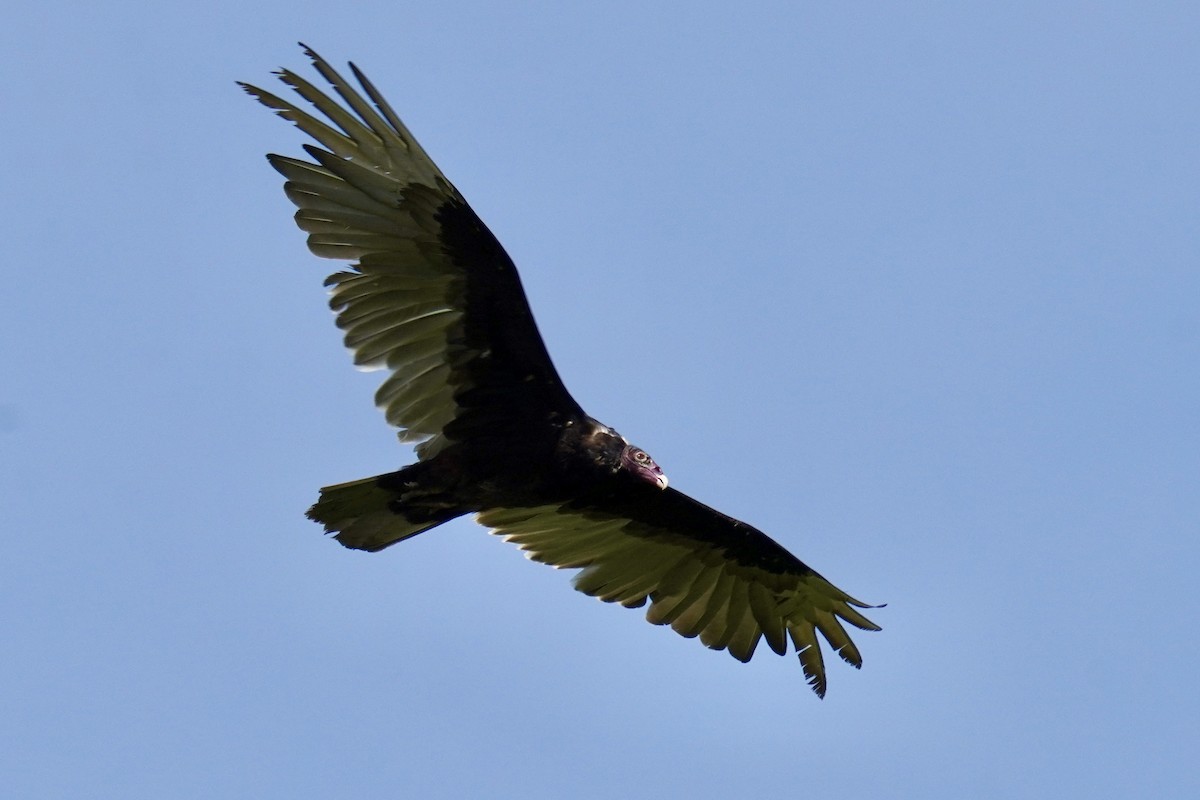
[[241, 46, 880, 696]]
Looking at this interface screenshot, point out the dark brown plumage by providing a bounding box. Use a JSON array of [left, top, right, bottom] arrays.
[[241, 45, 880, 696]]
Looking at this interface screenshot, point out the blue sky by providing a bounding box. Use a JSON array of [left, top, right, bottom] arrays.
[[3, 1, 1197, 797]]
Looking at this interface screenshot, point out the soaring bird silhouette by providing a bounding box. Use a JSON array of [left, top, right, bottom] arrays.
[[241, 46, 880, 696]]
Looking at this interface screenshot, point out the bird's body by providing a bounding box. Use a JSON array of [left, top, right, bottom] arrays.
[[313, 415, 657, 552], [242, 46, 880, 696]]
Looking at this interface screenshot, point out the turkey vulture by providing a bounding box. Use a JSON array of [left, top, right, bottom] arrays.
[[241, 45, 880, 696]]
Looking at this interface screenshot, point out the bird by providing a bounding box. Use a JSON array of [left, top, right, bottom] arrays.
[[240, 45, 880, 697]]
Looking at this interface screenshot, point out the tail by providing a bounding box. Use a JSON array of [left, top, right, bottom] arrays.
[[306, 468, 467, 552]]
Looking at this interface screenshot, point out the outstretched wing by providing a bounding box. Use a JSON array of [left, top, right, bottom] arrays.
[[478, 486, 880, 697], [240, 46, 582, 457]]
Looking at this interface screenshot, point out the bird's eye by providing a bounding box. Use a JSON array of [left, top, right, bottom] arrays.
[[634, 451, 648, 463]]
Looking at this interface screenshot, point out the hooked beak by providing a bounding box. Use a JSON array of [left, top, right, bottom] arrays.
[[651, 469, 669, 490]]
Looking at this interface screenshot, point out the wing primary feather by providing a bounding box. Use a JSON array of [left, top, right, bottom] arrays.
[[789, 623, 828, 699], [238, 83, 358, 160], [748, 582, 788, 656], [274, 69, 386, 160], [835, 601, 884, 632], [813, 611, 863, 669], [348, 62, 427, 154], [299, 45, 401, 152]]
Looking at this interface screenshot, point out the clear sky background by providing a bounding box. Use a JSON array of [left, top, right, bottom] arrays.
[[3, 2, 1197, 798]]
